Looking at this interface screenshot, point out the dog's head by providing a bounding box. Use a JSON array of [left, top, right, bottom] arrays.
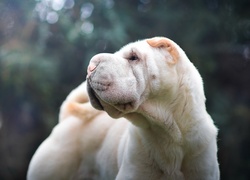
[[87, 37, 202, 119]]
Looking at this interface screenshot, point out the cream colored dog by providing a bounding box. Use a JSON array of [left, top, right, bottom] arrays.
[[27, 37, 220, 180]]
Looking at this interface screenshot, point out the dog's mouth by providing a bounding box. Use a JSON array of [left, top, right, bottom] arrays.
[[87, 79, 138, 118], [114, 102, 135, 112], [87, 80, 104, 111]]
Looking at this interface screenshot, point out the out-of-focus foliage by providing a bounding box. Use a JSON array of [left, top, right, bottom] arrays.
[[0, 0, 250, 179]]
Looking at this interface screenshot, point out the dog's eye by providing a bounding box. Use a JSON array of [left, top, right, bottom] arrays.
[[128, 54, 139, 61]]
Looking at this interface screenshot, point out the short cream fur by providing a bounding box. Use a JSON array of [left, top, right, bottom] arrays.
[[27, 37, 220, 180]]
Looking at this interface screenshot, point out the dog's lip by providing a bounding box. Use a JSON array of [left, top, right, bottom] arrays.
[[114, 102, 134, 112], [87, 79, 104, 110]]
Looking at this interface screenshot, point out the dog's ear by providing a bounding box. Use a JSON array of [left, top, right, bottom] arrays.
[[146, 37, 179, 64]]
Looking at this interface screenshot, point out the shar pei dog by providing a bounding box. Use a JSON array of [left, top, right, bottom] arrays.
[[27, 37, 220, 180]]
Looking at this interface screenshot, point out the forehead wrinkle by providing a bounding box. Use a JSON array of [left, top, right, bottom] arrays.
[[115, 40, 151, 60]]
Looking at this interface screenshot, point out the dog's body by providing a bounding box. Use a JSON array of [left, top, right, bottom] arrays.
[[27, 37, 220, 180]]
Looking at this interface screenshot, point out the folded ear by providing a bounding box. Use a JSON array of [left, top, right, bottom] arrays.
[[146, 37, 179, 64]]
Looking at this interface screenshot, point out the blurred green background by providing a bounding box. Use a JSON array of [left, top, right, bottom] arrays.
[[0, 0, 250, 179]]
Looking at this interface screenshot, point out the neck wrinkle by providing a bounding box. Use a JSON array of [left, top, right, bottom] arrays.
[[135, 100, 183, 144], [172, 71, 207, 136]]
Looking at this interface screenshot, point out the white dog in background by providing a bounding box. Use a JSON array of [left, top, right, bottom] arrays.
[[27, 37, 220, 180]]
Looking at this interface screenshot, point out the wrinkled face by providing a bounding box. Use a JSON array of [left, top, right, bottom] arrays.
[[87, 37, 180, 118]]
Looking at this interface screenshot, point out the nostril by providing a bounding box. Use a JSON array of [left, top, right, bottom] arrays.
[[87, 63, 97, 77], [89, 63, 97, 72]]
